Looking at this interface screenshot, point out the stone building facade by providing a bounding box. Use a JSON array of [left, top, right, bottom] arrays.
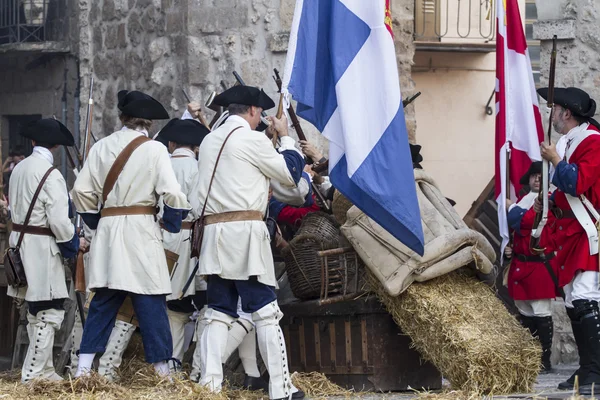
[[77, 0, 418, 148]]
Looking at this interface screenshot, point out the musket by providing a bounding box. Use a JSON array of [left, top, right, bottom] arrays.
[[72, 76, 95, 328], [272, 68, 331, 212], [403, 92, 421, 108], [530, 36, 558, 253], [181, 89, 211, 129]]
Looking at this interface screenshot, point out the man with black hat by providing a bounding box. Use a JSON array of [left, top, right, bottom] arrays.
[[8, 118, 85, 382], [536, 87, 600, 394], [71, 90, 191, 378], [506, 161, 557, 373], [192, 85, 305, 400], [157, 118, 209, 366]]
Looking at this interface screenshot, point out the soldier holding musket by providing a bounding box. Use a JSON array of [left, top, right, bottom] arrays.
[[536, 87, 600, 395], [192, 85, 305, 400]]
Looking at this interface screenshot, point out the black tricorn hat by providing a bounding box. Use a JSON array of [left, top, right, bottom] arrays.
[[213, 85, 276, 110], [159, 118, 210, 146], [519, 161, 543, 185], [20, 118, 75, 146], [118, 90, 170, 120], [537, 87, 597, 118]]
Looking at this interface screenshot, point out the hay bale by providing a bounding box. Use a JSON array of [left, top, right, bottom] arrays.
[[366, 270, 541, 395]]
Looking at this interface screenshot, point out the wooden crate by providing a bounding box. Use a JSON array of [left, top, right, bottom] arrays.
[[280, 297, 442, 392]]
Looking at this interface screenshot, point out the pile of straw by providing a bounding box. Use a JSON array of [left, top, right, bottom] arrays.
[[291, 371, 351, 398], [0, 347, 349, 399], [366, 270, 541, 395]]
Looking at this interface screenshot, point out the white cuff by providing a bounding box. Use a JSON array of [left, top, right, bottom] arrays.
[[278, 136, 303, 157], [319, 177, 332, 195]]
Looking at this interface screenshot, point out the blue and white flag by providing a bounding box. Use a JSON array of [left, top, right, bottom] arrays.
[[283, 0, 424, 255]]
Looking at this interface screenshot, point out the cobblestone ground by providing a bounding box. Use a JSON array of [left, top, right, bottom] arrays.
[[323, 364, 588, 399]]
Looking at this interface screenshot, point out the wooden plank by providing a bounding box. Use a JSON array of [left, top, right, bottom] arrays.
[[329, 322, 336, 371], [281, 297, 386, 317], [474, 219, 501, 248], [313, 321, 321, 369], [344, 320, 352, 372], [298, 320, 306, 369], [464, 177, 495, 227]]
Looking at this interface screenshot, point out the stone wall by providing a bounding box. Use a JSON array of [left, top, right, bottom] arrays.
[[533, 0, 600, 366], [78, 0, 190, 136], [80, 0, 418, 149]]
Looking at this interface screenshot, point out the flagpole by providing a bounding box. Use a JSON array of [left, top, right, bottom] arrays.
[[505, 142, 513, 253]]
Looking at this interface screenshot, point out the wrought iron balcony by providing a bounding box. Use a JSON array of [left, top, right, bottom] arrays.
[[0, 0, 68, 46], [414, 0, 496, 52]]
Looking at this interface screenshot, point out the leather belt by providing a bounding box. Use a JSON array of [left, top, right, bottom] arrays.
[[555, 207, 600, 219], [12, 223, 55, 237], [181, 221, 194, 230], [204, 211, 263, 225], [101, 206, 158, 218], [515, 253, 555, 263]]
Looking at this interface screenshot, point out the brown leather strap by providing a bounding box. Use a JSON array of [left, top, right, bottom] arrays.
[[16, 167, 56, 248], [12, 223, 55, 237], [197, 127, 243, 221], [101, 206, 158, 218], [171, 155, 193, 159], [181, 221, 194, 230], [103, 135, 152, 204], [204, 211, 263, 225]]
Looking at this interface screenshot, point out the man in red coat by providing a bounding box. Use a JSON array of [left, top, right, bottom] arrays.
[[538, 87, 600, 395], [507, 161, 557, 373]]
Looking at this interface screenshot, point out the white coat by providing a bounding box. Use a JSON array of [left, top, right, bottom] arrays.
[[192, 116, 298, 287], [7, 150, 76, 302], [71, 128, 190, 295], [162, 147, 205, 301]]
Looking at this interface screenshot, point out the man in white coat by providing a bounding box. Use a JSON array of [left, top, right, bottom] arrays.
[[193, 85, 305, 400], [8, 119, 86, 382], [71, 90, 191, 377], [157, 117, 209, 365]]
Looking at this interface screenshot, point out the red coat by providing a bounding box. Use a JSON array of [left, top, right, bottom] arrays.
[[552, 125, 600, 287], [508, 199, 558, 300]]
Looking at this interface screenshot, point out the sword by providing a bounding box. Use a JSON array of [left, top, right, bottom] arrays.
[[178, 259, 199, 300]]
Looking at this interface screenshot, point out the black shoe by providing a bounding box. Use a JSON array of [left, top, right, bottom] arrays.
[[533, 316, 554, 373], [573, 300, 600, 396], [557, 372, 576, 390], [243, 375, 269, 392], [273, 389, 305, 400]]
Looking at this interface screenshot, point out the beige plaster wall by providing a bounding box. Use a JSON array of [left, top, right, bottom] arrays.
[[413, 51, 496, 217]]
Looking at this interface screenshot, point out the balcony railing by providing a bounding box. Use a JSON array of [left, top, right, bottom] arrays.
[[415, 0, 496, 50], [0, 0, 68, 45]]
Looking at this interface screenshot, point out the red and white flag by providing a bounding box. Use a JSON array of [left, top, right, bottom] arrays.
[[495, 0, 545, 257]]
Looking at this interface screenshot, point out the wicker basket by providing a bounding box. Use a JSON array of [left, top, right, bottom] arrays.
[[332, 190, 353, 225], [295, 211, 340, 238]]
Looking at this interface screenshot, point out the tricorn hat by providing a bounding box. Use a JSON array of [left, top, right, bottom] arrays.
[[519, 161, 543, 185], [537, 87, 600, 129], [118, 90, 170, 120], [213, 85, 276, 111], [159, 118, 210, 146], [20, 118, 75, 146]]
